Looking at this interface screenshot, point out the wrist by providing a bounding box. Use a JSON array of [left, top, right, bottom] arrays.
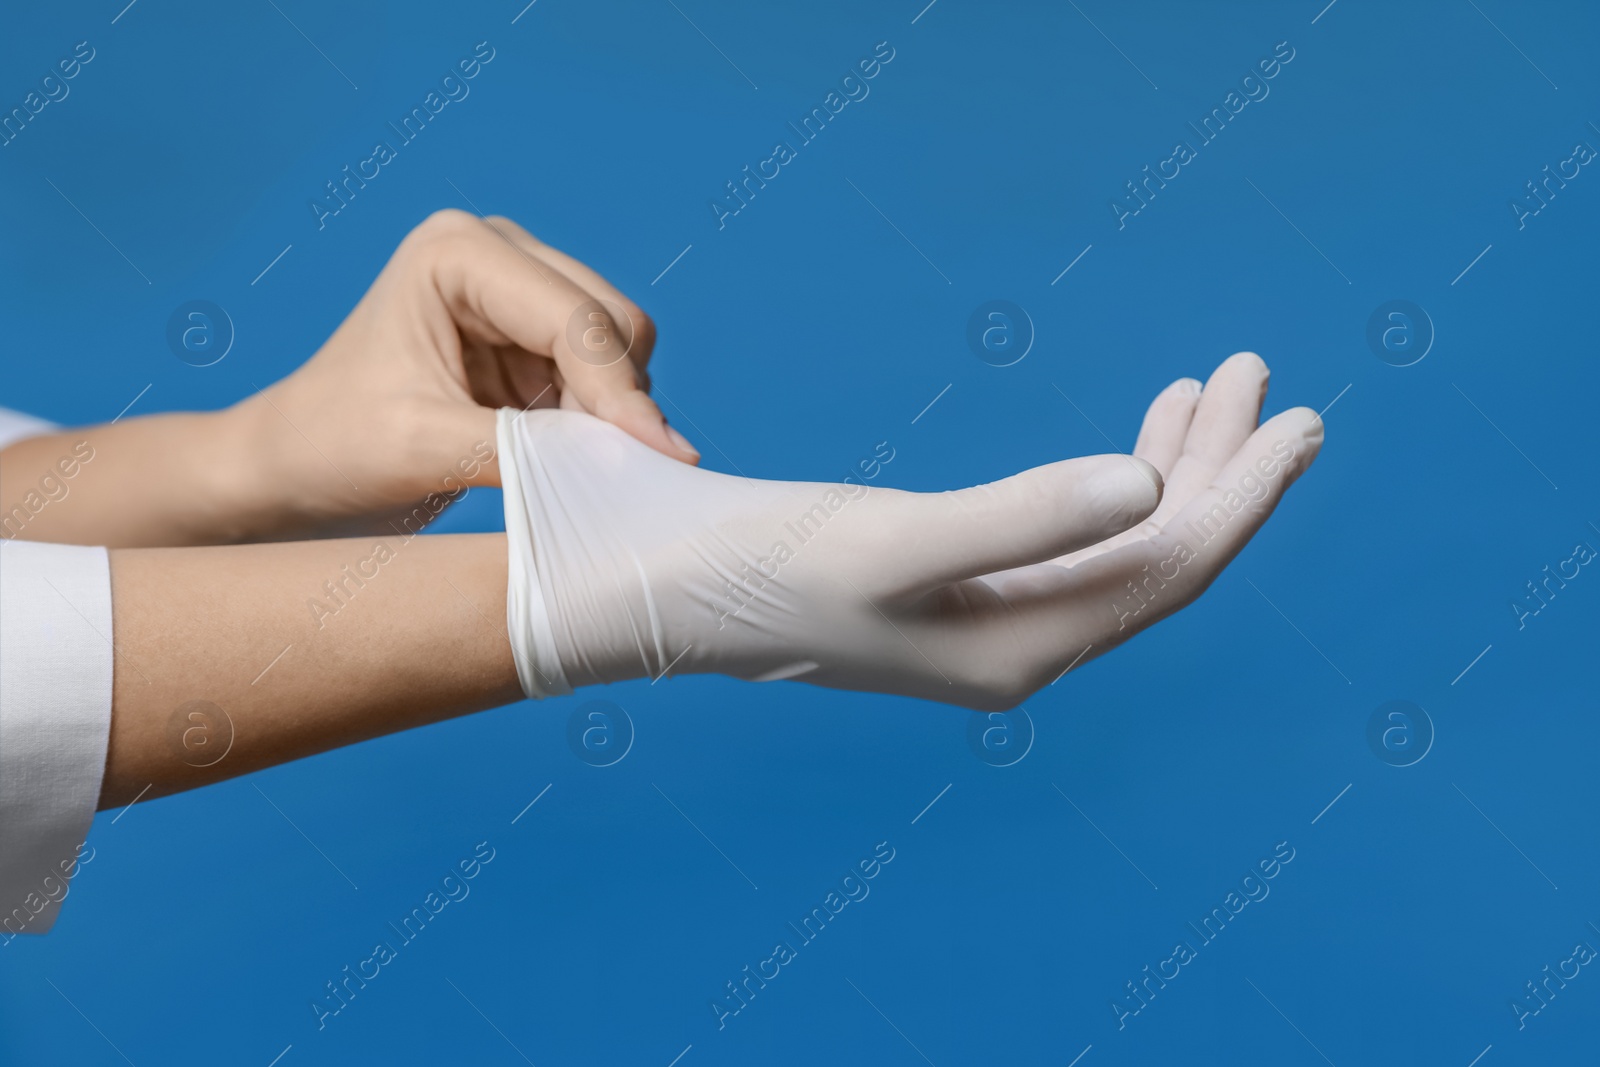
[[200, 395, 309, 542]]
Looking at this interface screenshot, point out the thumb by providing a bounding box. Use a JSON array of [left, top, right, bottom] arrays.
[[876, 455, 1163, 595]]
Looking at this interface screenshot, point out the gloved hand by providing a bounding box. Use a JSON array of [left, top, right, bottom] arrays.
[[500, 352, 1321, 709]]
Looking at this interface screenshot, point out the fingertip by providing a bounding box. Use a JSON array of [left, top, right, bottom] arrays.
[[1276, 404, 1322, 437], [592, 390, 697, 464], [1129, 456, 1163, 510], [1085, 455, 1162, 530], [1207, 353, 1270, 404], [1225, 350, 1269, 377], [1289, 405, 1325, 453], [1258, 406, 1324, 480], [663, 419, 702, 465]]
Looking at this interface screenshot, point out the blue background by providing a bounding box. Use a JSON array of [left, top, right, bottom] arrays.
[[3, 1, 1597, 1064]]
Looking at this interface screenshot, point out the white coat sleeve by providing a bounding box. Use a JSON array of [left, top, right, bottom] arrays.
[[1, 407, 112, 936]]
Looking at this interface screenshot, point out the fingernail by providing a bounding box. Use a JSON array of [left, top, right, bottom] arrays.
[[663, 421, 700, 460]]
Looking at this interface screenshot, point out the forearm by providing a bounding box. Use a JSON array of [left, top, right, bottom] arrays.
[[102, 532, 520, 807], [0, 409, 270, 547]]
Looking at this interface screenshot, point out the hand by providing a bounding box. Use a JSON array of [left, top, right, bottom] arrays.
[[233, 210, 700, 536], [498, 352, 1322, 709]]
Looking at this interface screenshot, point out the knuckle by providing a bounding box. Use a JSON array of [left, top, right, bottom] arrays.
[[630, 308, 657, 350], [403, 209, 480, 259], [418, 208, 477, 237], [484, 215, 539, 245]]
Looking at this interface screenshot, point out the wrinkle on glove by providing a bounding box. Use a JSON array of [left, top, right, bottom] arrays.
[[498, 407, 846, 693]]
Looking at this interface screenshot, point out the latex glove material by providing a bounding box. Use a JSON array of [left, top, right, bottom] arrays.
[[500, 366, 1320, 709]]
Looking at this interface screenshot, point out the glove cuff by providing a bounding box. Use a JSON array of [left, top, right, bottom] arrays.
[[498, 407, 573, 700]]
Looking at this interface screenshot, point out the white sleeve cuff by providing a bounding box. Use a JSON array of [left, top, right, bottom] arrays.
[[0, 539, 113, 936], [0, 406, 58, 451]]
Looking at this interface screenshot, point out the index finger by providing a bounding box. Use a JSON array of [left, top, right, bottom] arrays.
[[482, 216, 657, 375], [423, 211, 697, 463]]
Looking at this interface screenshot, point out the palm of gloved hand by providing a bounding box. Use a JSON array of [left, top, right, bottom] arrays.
[[500, 353, 1321, 709]]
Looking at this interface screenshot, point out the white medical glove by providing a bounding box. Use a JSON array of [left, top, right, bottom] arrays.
[[499, 353, 1322, 709]]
